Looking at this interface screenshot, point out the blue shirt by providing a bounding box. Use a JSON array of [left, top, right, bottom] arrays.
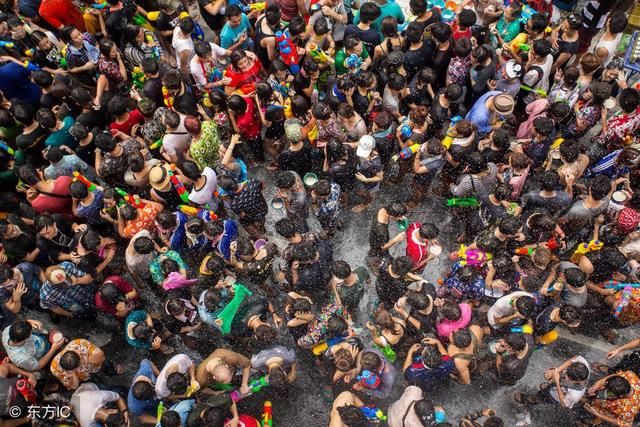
[[156, 399, 195, 426], [465, 90, 503, 136], [220, 14, 251, 49], [0, 62, 41, 104], [404, 355, 454, 392], [128, 359, 160, 417]]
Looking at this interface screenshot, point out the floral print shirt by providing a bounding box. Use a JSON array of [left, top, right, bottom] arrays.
[[592, 370, 640, 427], [190, 120, 220, 170], [297, 302, 347, 348], [50, 339, 102, 390]]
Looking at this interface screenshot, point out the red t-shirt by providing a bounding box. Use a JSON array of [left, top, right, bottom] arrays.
[[236, 98, 261, 140], [31, 175, 73, 215], [94, 275, 137, 316], [109, 109, 144, 136], [39, 0, 86, 30], [226, 60, 263, 91]]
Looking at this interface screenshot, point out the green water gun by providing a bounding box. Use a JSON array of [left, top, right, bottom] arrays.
[[520, 85, 547, 97], [446, 197, 480, 207]]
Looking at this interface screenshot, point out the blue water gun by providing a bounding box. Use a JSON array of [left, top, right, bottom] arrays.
[[191, 22, 205, 41], [91, 3, 107, 8], [0, 41, 15, 49], [345, 53, 362, 70], [604, 281, 640, 290], [360, 406, 387, 422], [208, 67, 223, 83]]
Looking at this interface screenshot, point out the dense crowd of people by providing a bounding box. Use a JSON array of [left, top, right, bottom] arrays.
[[1, 0, 640, 424]]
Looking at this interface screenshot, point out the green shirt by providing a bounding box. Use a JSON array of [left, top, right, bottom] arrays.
[[494, 15, 521, 43], [353, 0, 405, 32], [334, 45, 369, 76]]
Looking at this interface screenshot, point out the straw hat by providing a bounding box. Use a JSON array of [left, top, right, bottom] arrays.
[[149, 164, 171, 190]]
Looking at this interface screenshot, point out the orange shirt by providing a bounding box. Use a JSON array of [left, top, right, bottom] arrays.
[[123, 203, 161, 239], [592, 371, 640, 427], [50, 339, 102, 390]]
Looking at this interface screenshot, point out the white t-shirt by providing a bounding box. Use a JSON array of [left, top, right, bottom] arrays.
[[162, 131, 191, 160], [172, 27, 195, 68], [189, 43, 227, 88], [487, 291, 533, 328], [156, 354, 193, 398], [188, 167, 218, 208], [125, 229, 156, 280], [387, 386, 425, 427], [548, 356, 590, 408], [70, 383, 120, 427]]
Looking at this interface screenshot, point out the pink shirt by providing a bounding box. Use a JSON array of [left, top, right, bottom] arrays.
[[436, 303, 472, 340]]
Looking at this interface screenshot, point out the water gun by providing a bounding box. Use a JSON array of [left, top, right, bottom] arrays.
[[132, 66, 146, 89], [167, 164, 191, 203], [242, 2, 266, 12], [275, 31, 300, 73], [446, 197, 479, 207], [519, 3, 536, 24], [400, 124, 413, 138], [0, 41, 15, 49], [179, 205, 218, 221], [91, 3, 107, 8], [133, 13, 154, 31], [262, 401, 273, 427], [515, 247, 535, 256], [0, 142, 14, 157], [157, 402, 165, 420], [217, 283, 252, 334], [360, 406, 387, 422], [144, 34, 160, 59], [272, 80, 290, 97], [604, 281, 640, 290], [21, 60, 40, 72], [162, 86, 174, 110], [149, 137, 163, 150], [357, 370, 381, 388], [115, 187, 146, 209], [308, 42, 333, 64], [345, 53, 362, 71], [456, 244, 492, 267], [613, 286, 633, 318], [312, 335, 345, 356], [191, 21, 205, 41], [229, 376, 269, 402], [185, 382, 199, 397], [393, 144, 419, 161], [537, 329, 558, 346], [15, 378, 37, 403], [283, 98, 292, 118], [511, 324, 533, 334], [59, 44, 68, 68], [24, 48, 34, 57], [517, 43, 530, 52], [207, 67, 223, 83], [520, 85, 547, 98], [441, 115, 463, 149], [73, 171, 97, 192], [570, 239, 603, 263]]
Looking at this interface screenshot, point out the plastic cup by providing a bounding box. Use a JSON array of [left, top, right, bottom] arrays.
[[396, 218, 409, 231], [271, 198, 284, 210], [303, 173, 318, 187], [49, 331, 63, 344], [612, 191, 628, 203]]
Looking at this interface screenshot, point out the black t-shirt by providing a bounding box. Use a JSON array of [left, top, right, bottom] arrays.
[[482, 148, 506, 165], [344, 25, 381, 57], [369, 221, 389, 258], [198, 0, 225, 32], [403, 42, 434, 82], [40, 93, 61, 109], [432, 41, 453, 88], [2, 231, 37, 263], [156, 10, 182, 32], [143, 77, 164, 108], [75, 135, 98, 165], [36, 219, 76, 263], [352, 91, 370, 119], [34, 48, 61, 70], [496, 335, 534, 386], [293, 73, 312, 102], [278, 145, 312, 179], [76, 110, 104, 130], [16, 126, 49, 151], [174, 90, 199, 116]]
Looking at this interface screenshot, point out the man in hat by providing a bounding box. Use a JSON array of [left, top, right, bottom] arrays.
[[465, 92, 515, 137], [496, 60, 524, 98], [352, 134, 383, 213]]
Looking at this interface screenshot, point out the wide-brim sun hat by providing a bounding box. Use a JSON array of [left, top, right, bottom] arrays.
[[494, 93, 515, 116]]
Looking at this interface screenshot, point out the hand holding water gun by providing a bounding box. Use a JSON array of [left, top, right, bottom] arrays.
[[511, 324, 533, 334], [90, 3, 107, 8], [229, 376, 269, 402], [308, 42, 334, 64], [454, 244, 492, 268], [167, 164, 191, 203], [441, 115, 463, 149], [131, 66, 146, 89], [115, 187, 146, 209], [73, 171, 97, 192], [393, 144, 419, 161], [613, 286, 633, 319]]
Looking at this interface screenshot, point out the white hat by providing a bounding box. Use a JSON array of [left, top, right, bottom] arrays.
[[504, 60, 523, 79], [356, 135, 376, 158]]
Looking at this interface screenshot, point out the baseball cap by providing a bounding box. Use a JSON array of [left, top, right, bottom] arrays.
[[494, 93, 515, 116], [356, 135, 375, 158], [504, 60, 523, 79]]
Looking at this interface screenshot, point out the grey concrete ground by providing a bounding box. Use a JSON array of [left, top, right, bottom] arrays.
[[22, 169, 640, 427]]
